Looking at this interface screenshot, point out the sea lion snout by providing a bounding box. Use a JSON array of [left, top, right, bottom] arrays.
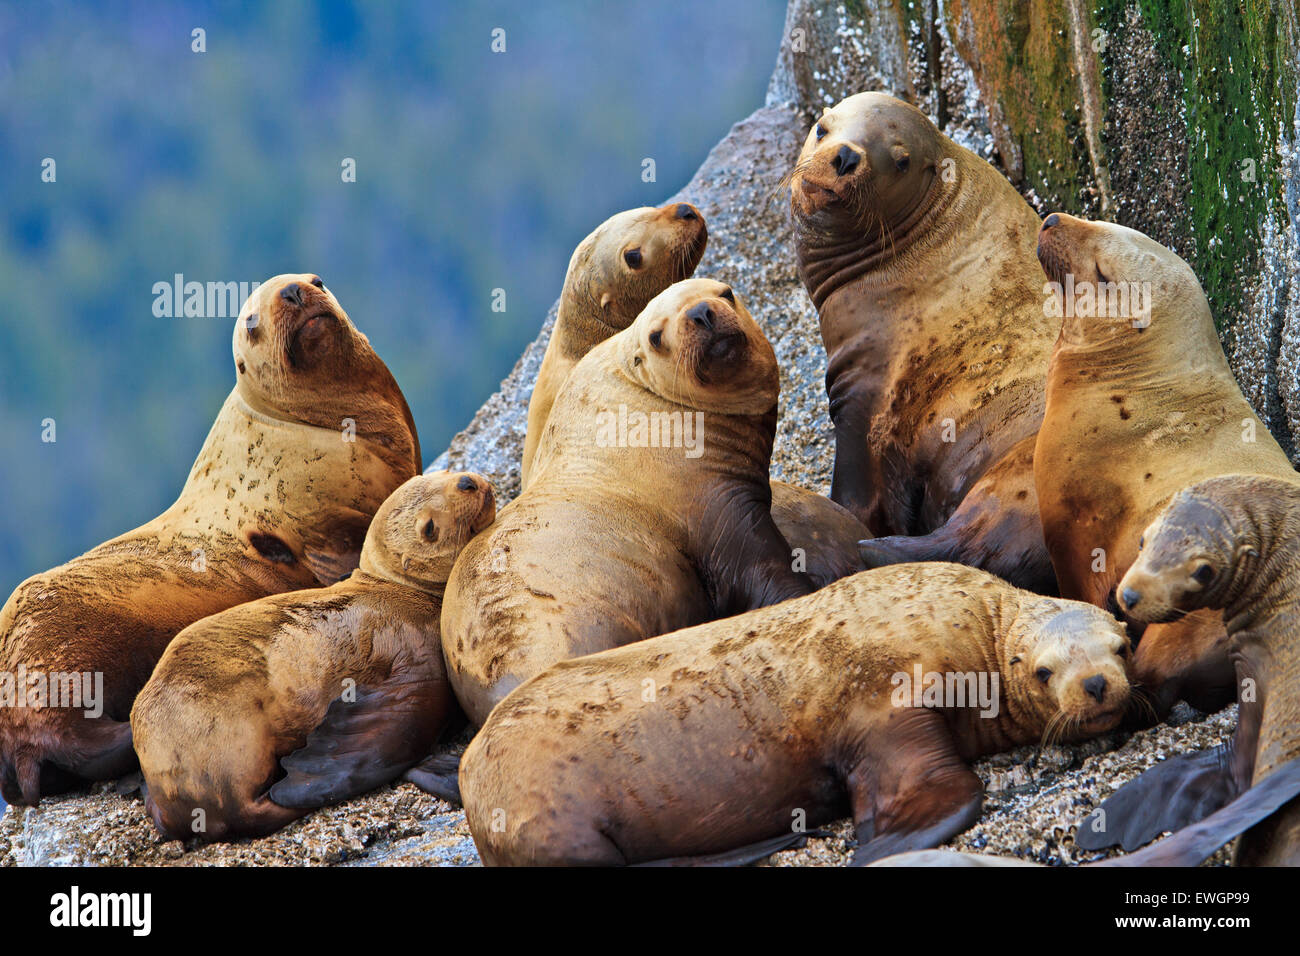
[[832, 144, 861, 177]]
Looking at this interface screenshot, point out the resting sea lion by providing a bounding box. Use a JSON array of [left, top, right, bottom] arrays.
[[1076, 475, 1300, 865], [521, 202, 707, 489], [1033, 215, 1298, 715], [0, 275, 420, 805], [459, 563, 1131, 866], [789, 91, 1056, 593], [442, 278, 815, 726], [519, 204, 865, 585], [130, 471, 494, 841]]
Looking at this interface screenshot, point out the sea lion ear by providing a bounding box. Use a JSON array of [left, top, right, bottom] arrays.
[[600, 292, 613, 310]]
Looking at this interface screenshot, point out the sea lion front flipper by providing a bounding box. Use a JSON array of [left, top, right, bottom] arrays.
[[1073, 744, 1237, 852], [269, 668, 440, 809], [846, 712, 984, 866], [298, 507, 374, 585], [402, 750, 463, 805], [633, 829, 828, 867], [699, 489, 814, 613], [1093, 755, 1300, 866]]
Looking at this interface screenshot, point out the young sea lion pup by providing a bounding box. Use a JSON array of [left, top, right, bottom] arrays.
[[460, 563, 1130, 866], [1033, 215, 1299, 716], [522, 202, 707, 488], [443, 278, 815, 726], [789, 91, 1057, 593], [0, 276, 421, 806], [1076, 475, 1300, 865], [130, 471, 494, 842], [518, 204, 868, 586]]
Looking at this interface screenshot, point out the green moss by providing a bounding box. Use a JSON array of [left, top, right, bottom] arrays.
[[1095, 0, 1298, 328]]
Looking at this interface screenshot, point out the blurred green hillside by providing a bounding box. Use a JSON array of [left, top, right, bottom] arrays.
[[0, 0, 785, 589]]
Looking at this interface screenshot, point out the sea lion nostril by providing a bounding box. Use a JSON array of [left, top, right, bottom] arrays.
[[1043, 213, 1061, 229], [832, 145, 860, 176], [1121, 587, 1141, 609], [675, 204, 698, 221], [686, 302, 715, 330], [457, 476, 478, 492], [1083, 674, 1107, 702], [280, 283, 304, 307]]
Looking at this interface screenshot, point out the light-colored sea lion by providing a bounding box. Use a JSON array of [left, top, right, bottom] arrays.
[[518, 204, 866, 585], [442, 278, 815, 726], [789, 91, 1056, 593], [459, 563, 1131, 866], [1076, 475, 1300, 865], [1033, 214, 1299, 715], [0, 275, 421, 805], [521, 202, 707, 489], [130, 471, 494, 841]]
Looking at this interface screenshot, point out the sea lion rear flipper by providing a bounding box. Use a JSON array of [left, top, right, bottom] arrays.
[[1094, 755, 1300, 866], [299, 507, 373, 584], [402, 750, 463, 805], [269, 668, 441, 809], [847, 713, 984, 866], [1074, 744, 1237, 852]]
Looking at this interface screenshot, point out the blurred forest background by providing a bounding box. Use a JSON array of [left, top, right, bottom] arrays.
[[0, 0, 786, 590]]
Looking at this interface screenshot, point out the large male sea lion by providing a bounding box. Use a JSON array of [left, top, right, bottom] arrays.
[[130, 471, 493, 841], [0, 275, 421, 805], [788, 91, 1056, 593], [1074, 475, 1300, 865], [442, 278, 815, 725], [459, 563, 1131, 866], [519, 203, 867, 586], [1032, 215, 1298, 714], [521, 202, 707, 488]]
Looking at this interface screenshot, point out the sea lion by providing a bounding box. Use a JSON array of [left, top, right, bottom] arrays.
[[458, 563, 1131, 866], [130, 471, 494, 841], [1033, 214, 1298, 715], [788, 91, 1056, 593], [442, 278, 815, 726], [0, 275, 421, 806], [521, 202, 707, 489], [518, 204, 865, 585], [1076, 475, 1300, 865]]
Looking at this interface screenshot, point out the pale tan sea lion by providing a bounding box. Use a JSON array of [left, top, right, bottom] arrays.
[[0, 275, 420, 805]]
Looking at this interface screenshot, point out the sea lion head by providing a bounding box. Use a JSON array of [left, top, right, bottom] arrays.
[[1116, 477, 1277, 624], [231, 274, 417, 443], [623, 277, 779, 415], [1035, 214, 1207, 341], [1004, 600, 1131, 739], [358, 471, 496, 591], [567, 203, 708, 331], [789, 92, 944, 233]]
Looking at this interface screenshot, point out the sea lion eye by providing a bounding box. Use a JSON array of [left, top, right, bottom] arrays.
[[649, 330, 663, 350], [1192, 563, 1216, 585], [720, 288, 735, 303], [310, 277, 324, 289], [815, 124, 827, 141], [422, 519, 438, 543], [624, 248, 643, 268], [1035, 667, 1052, 684], [895, 155, 909, 172], [1008, 656, 1021, 665]]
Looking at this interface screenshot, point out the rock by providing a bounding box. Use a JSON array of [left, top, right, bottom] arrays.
[[7, 0, 1286, 865]]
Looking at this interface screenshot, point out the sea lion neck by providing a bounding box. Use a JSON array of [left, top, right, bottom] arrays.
[[794, 164, 955, 310], [352, 562, 447, 599]]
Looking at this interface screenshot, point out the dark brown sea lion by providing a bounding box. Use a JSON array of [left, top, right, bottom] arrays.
[[1075, 475, 1300, 865], [130, 471, 493, 841], [458, 563, 1131, 866], [521, 202, 707, 489], [442, 278, 815, 726], [0, 275, 421, 805], [1033, 214, 1298, 715], [789, 91, 1055, 593]]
